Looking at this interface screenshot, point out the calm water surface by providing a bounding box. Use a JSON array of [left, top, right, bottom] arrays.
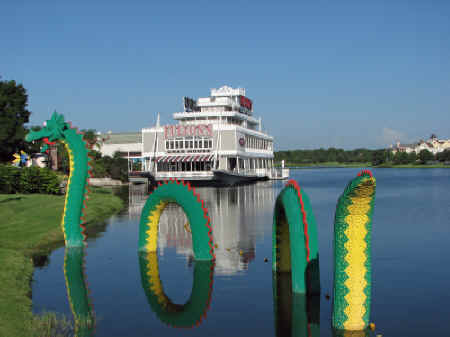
[[32, 168, 450, 336]]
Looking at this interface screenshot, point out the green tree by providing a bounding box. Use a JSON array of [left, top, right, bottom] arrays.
[[371, 149, 387, 166], [418, 149, 434, 164], [407, 152, 417, 164], [0, 79, 31, 162], [437, 149, 450, 162], [393, 151, 409, 165], [22, 125, 43, 155], [81, 129, 100, 150]]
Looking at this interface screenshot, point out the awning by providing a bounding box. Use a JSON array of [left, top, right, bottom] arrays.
[[157, 154, 215, 163], [194, 154, 215, 162]]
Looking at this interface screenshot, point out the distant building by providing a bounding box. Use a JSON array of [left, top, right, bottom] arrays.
[[97, 132, 142, 159], [391, 135, 450, 155]]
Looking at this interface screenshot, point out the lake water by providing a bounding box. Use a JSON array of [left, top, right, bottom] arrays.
[[32, 168, 450, 337]]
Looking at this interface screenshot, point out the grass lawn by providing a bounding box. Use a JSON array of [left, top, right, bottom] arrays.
[[0, 188, 124, 337]]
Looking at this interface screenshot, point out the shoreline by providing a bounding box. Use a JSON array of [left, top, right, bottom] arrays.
[[0, 188, 125, 337], [277, 162, 450, 169]]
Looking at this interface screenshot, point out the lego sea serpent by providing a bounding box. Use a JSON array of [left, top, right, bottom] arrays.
[[332, 170, 376, 331], [26, 112, 92, 247], [27, 113, 375, 333], [138, 179, 215, 261], [273, 170, 376, 332]]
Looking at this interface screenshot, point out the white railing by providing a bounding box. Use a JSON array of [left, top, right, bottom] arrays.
[[269, 168, 290, 179], [226, 168, 269, 177], [155, 168, 289, 180], [156, 171, 214, 179]]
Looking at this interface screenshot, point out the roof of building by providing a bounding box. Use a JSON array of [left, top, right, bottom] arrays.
[[101, 132, 142, 144], [396, 143, 416, 148]]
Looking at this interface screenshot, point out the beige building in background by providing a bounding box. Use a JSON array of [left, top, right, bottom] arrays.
[[391, 135, 450, 154], [98, 132, 142, 158]]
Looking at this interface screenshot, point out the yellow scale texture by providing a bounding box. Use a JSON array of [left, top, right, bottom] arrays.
[[145, 201, 168, 252], [343, 184, 373, 330], [61, 142, 74, 242], [146, 252, 169, 308]]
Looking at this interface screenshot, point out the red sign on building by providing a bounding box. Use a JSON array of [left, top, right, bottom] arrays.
[[240, 96, 252, 111], [164, 124, 213, 139]]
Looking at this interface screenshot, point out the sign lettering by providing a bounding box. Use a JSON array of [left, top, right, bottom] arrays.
[[164, 124, 213, 139], [240, 96, 252, 111]]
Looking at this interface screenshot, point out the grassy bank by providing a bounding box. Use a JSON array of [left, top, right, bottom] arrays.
[[0, 188, 124, 337]]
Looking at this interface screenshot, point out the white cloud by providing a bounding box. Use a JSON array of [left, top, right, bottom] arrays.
[[379, 127, 410, 146]]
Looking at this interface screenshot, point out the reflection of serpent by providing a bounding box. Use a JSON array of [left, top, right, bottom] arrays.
[[273, 271, 320, 337], [138, 179, 215, 261], [139, 251, 215, 328], [26, 112, 92, 247], [273, 180, 320, 295], [64, 248, 95, 337]]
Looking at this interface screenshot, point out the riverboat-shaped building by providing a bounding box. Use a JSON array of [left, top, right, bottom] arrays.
[[140, 86, 288, 185]]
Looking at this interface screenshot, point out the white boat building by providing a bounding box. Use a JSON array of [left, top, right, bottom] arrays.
[[141, 86, 288, 185]]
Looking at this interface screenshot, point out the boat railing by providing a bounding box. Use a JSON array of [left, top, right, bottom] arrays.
[[157, 171, 213, 179], [269, 168, 290, 179]]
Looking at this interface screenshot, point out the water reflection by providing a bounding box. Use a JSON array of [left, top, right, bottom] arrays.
[[332, 330, 369, 337], [129, 183, 275, 275], [273, 272, 320, 337], [138, 251, 215, 328], [63, 248, 95, 337]]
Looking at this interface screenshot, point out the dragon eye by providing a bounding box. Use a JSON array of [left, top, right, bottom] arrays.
[[43, 121, 47, 127]]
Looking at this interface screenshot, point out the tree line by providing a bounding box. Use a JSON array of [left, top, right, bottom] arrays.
[[275, 148, 450, 166]]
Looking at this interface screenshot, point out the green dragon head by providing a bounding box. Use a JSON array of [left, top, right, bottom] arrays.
[[25, 111, 68, 152]]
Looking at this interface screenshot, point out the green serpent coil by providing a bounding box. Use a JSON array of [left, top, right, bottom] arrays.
[[272, 179, 320, 295], [138, 179, 215, 261]]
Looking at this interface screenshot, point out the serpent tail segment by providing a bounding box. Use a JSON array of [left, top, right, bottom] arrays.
[[332, 170, 376, 331], [272, 179, 320, 295], [138, 179, 215, 261], [26, 112, 93, 247]]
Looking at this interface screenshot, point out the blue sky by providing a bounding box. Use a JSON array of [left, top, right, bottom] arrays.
[[2, 0, 449, 150]]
